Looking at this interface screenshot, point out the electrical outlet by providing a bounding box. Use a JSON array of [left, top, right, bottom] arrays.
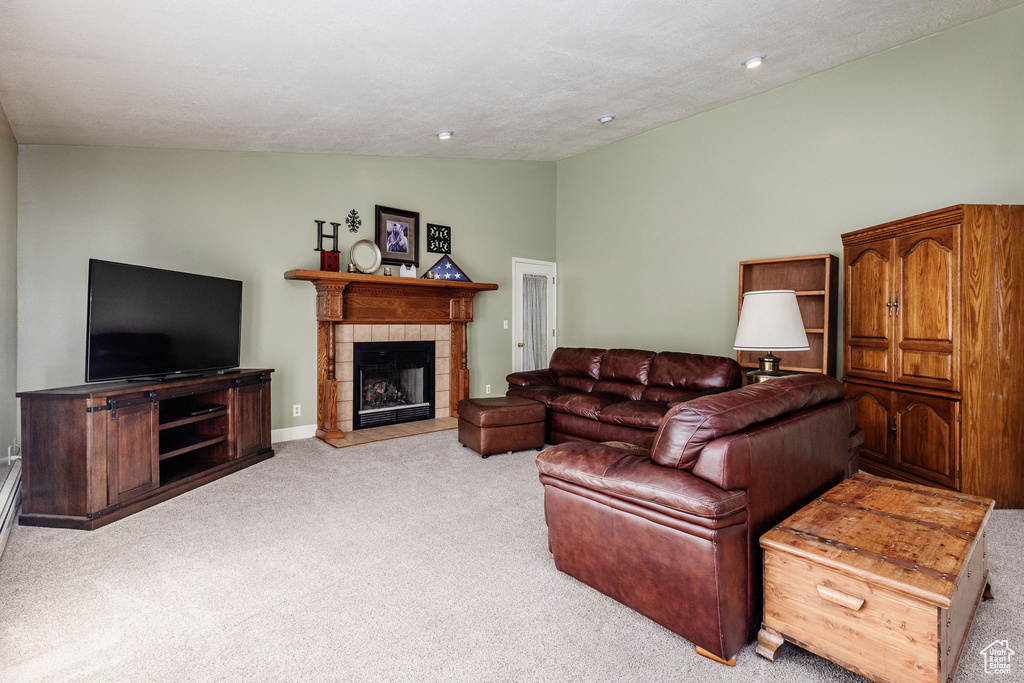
[[485, 384, 492, 394], [503, 320, 508, 329], [4, 442, 21, 467], [293, 404, 301, 417]]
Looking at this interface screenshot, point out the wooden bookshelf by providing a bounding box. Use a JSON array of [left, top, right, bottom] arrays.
[[737, 254, 838, 376]]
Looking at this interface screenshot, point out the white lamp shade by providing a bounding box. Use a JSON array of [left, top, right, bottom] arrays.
[[733, 290, 810, 351]]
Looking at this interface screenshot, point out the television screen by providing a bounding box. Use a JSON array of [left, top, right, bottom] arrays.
[[86, 259, 243, 382]]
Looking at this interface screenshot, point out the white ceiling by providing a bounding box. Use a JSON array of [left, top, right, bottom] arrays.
[[0, 0, 1020, 162]]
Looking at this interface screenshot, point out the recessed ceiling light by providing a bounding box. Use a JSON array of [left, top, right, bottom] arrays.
[[742, 54, 766, 69], [436, 130, 454, 140], [597, 115, 615, 124]]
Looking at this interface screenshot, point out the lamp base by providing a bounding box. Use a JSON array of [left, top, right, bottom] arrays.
[[746, 352, 785, 384]]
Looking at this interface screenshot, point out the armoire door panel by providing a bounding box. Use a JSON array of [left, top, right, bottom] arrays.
[[846, 345, 890, 378], [894, 225, 960, 390], [845, 383, 891, 465], [897, 348, 954, 385], [844, 241, 892, 381], [893, 392, 959, 488]]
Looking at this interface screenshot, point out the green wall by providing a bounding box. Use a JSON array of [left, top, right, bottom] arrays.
[[16, 147, 555, 429], [12, 4, 1024, 438], [555, 5, 1024, 363], [0, 101, 16, 452]]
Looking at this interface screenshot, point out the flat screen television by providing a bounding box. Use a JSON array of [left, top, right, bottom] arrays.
[[86, 259, 243, 382]]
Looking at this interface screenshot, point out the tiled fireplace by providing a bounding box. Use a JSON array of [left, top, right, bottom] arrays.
[[334, 324, 452, 434], [283, 269, 496, 444]]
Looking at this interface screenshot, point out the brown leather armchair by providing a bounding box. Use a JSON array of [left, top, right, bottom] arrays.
[[535, 374, 863, 663]]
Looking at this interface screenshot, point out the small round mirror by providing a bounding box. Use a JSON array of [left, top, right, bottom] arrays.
[[349, 240, 382, 274]]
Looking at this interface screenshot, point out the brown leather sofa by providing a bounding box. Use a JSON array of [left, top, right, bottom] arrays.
[[535, 374, 863, 663], [506, 347, 742, 444]]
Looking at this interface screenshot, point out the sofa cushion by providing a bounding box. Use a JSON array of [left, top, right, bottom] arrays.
[[650, 374, 847, 471], [648, 352, 742, 391], [549, 413, 656, 445], [598, 348, 656, 384], [537, 442, 747, 521], [549, 347, 605, 380], [507, 384, 578, 407], [557, 375, 598, 392], [640, 386, 714, 404], [598, 400, 670, 429], [549, 392, 624, 420], [600, 440, 653, 457], [592, 380, 645, 400]]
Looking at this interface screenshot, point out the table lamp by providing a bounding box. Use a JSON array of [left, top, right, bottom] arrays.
[[733, 289, 810, 384]]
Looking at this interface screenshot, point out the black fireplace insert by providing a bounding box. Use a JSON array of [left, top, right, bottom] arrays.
[[353, 341, 435, 429]]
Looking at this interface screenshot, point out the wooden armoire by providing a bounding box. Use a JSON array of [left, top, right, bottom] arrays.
[[842, 204, 1024, 508]]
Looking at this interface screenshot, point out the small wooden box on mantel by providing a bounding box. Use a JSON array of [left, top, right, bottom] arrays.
[[757, 473, 994, 683]]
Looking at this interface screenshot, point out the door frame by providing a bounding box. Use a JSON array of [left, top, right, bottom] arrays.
[[512, 257, 557, 373]]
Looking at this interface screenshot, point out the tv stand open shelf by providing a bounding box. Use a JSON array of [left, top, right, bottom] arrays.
[[159, 433, 229, 460], [159, 406, 227, 430], [17, 369, 273, 530]]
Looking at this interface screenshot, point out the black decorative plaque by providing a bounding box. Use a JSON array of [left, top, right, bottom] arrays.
[[426, 224, 451, 254]]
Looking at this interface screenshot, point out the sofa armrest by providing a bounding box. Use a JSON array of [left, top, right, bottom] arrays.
[[650, 374, 847, 471], [537, 442, 747, 524], [506, 369, 556, 387], [688, 399, 858, 495]]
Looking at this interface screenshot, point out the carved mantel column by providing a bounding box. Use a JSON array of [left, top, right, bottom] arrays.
[[314, 281, 348, 440], [284, 270, 498, 442], [315, 281, 347, 321]]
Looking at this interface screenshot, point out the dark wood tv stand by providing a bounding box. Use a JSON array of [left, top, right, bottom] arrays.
[[17, 369, 273, 530]]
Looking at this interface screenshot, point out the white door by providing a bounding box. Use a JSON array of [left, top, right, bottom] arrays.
[[512, 258, 557, 372]]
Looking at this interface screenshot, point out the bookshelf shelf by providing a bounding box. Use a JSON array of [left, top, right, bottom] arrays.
[[737, 254, 838, 376]]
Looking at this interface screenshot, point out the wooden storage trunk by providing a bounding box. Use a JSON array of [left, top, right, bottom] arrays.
[[757, 473, 993, 683]]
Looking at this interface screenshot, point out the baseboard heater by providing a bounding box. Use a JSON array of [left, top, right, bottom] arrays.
[[0, 461, 22, 560]]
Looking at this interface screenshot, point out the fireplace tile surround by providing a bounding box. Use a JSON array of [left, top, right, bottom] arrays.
[[335, 324, 451, 433], [282, 270, 498, 444]]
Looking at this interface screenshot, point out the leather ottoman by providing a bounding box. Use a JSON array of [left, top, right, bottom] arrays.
[[457, 397, 546, 458]]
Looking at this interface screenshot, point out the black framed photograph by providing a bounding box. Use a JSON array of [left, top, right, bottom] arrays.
[[375, 205, 419, 267]]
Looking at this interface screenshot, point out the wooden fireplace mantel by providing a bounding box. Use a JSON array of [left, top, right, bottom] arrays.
[[284, 270, 498, 441]]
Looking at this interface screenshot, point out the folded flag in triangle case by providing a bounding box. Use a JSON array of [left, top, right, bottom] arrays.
[[422, 255, 471, 282]]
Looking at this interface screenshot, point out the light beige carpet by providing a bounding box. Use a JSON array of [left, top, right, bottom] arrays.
[[1, 431, 1021, 682]]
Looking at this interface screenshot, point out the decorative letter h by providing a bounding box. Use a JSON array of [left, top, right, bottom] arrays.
[[315, 220, 341, 252]]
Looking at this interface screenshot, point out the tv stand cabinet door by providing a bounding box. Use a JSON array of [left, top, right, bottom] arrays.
[[236, 381, 270, 458], [106, 402, 160, 504]]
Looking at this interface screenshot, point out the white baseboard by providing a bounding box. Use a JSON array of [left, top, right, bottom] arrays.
[[271, 424, 318, 444]]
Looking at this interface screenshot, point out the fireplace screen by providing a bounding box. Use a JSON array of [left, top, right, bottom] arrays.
[[361, 365, 422, 410], [353, 341, 434, 429]]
